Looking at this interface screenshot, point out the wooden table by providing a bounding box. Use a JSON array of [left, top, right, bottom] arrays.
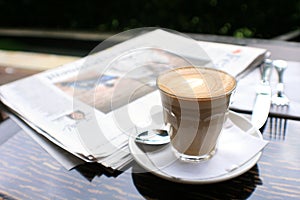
[[0, 113, 299, 199], [1, 37, 300, 199]]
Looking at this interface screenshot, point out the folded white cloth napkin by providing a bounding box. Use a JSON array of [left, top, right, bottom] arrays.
[[142, 119, 268, 180]]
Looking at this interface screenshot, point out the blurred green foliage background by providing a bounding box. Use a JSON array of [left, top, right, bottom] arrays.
[[0, 0, 300, 39]]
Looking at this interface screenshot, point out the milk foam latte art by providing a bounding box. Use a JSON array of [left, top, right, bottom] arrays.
[[157, 66, 236, 162]]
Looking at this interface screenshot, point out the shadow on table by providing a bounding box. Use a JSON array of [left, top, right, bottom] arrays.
[[74, 162, 126, 181], [131, 163, 261, 200]]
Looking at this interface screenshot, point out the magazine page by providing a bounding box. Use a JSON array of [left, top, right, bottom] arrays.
[[0, 29, 267, 170]]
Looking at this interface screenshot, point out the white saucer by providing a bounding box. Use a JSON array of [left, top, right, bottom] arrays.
[[128, 111, 264, 184]]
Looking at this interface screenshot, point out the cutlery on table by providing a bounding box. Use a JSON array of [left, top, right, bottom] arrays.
[[271, 60, 289, 106], [251, 59, 273, 130], [269, 60, 289, 139]]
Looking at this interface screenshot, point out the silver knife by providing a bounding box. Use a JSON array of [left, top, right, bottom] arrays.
[[251, 59, 273, 129]]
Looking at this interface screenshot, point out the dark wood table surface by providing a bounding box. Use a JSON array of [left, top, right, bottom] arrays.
[[1, 37, 300, 199]]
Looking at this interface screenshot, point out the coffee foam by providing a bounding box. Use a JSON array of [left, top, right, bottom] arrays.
[[157, 67, 236, 100]]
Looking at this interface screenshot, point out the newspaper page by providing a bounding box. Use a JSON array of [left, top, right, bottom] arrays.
[[198, 41, 267, 80], [0, 29, 267, 170]]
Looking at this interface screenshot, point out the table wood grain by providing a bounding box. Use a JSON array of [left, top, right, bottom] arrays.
[[0, 117, 299, 200]]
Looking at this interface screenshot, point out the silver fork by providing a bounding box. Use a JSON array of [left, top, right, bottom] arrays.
[[268, 115, 288, 140], [269, 60, 289, 139], [272, 60, 289, 106]]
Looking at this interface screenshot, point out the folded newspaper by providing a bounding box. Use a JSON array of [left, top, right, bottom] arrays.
[[0, 29, 267, 171]]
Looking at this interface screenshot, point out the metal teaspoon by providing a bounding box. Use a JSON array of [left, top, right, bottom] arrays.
[[135, 124, 171, 145]]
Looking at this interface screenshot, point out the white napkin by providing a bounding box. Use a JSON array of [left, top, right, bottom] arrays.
[[142, 120, 268, 180]]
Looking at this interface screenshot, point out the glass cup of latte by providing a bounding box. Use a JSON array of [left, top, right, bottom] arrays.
[[157, 66, 236, 162]]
